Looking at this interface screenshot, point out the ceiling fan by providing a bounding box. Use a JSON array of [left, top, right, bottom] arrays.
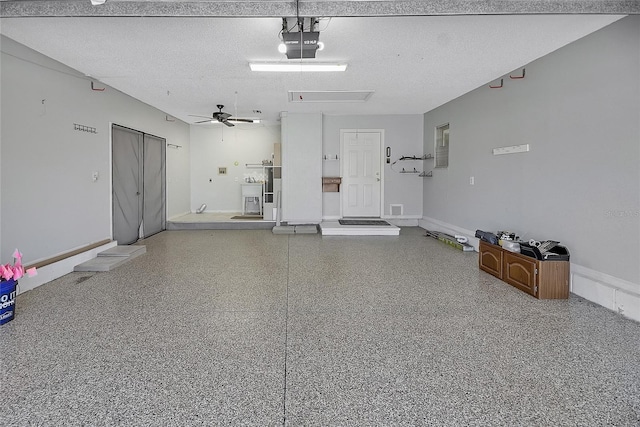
[[190, 104, 257, 127]]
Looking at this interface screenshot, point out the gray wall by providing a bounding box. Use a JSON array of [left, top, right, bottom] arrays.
[[323, 115, 424, 219], [1, 36, 191, 264], [281, 113, 323, 223], [423, 16, 639, 284]]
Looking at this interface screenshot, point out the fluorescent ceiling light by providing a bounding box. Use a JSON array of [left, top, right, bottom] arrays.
[[249, 63, 347, 72]]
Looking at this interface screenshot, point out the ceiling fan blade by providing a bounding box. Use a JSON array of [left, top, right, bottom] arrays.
[[221, 120, 235, 127], [194, 119, 215, 124], [189, 115, 214, 119], [230, 118, 255, 123], [216, 112, 232, 121]]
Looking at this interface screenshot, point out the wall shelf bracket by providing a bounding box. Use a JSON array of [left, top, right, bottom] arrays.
[[489, 78, 504, 89], [91, 81, 105, 91], [509, 68, 526, 79]]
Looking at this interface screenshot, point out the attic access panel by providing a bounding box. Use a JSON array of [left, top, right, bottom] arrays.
[[288, 90, 375, 103]]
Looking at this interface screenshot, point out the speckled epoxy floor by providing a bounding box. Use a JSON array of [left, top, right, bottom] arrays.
[[2, 228, 639, 426]]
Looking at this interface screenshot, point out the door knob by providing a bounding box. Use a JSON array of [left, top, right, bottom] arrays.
[[377, 178, 380, 182]]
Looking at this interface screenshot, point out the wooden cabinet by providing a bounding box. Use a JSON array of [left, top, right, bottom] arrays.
[[479, 240, 569, 299]]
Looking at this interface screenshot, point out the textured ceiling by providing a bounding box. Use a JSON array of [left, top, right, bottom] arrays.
[[0, 1, 627, 124]]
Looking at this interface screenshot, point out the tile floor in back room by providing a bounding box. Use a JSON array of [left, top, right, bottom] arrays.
[[2, 227, 639, 426]]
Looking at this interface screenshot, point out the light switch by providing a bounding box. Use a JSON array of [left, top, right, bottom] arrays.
[[92, 171, 99, 182]]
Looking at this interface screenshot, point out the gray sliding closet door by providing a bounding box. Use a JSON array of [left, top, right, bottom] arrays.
[[112, 125, 166, 245], [143, 134, 166, 237], [112, 125, 143, 245]]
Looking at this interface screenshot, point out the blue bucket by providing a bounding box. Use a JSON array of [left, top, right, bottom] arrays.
[[0, 279, 17, 325]]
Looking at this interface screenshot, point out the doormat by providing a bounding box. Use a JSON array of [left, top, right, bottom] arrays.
[[231, 215, 263, 220], [339, 219, 390, 226]]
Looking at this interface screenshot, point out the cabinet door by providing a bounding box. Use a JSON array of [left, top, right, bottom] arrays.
[[503, 252, 537, 297], [479, 241, 503, 279]]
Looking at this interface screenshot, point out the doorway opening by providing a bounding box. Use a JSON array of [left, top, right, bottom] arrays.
[[112, 124, 166, 245]]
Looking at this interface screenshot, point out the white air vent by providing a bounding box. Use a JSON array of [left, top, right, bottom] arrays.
[[288, 90, 374, 103], [390, 204, 403, 216]]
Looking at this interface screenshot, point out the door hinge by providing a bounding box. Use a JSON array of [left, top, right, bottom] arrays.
[[534, 285, 538, 295], [534, 268, 538, 275]]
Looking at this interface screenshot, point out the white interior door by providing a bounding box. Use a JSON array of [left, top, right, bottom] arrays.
[[341, 131, 382, 217]]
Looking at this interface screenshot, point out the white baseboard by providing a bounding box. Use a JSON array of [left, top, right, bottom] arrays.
[[16, 241, 118, 295], [168, 211, 190, 220], [571, 264, 640, 322], [420, 216, 640, 323], [382, 215, 421, 227], [322, 215, 342, 221], [419, 216, 479, 250]]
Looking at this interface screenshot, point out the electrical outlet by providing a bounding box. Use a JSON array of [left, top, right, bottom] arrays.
[[469, 176, 475, 185], [92, 171, 99, 182]]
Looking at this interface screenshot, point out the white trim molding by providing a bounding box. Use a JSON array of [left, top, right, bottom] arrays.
[[384, 215, 422, 227]]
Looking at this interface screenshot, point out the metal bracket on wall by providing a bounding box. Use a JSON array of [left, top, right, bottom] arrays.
[[74, 123, 97, 134], [509, 68, 526, 79], [489, 78, 503, 89], [91, 81, 105, 91]]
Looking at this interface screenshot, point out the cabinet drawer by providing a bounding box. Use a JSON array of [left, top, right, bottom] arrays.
[[503, 252, 537, 297], [479, 241, 503, 279]]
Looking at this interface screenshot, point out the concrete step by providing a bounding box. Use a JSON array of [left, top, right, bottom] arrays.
[[74, 245, 146, 272], [319, 221, 400, 236], [98, 245, 146, 258], [272, 225, 318, 234]]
